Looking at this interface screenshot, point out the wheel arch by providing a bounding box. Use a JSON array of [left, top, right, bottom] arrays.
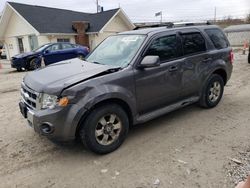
[[212, 68, 227, 85], [75, 98, 134, 138]]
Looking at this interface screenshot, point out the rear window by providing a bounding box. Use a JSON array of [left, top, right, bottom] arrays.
[[181, 33, 206, 55], [205, 28, 229, 49]]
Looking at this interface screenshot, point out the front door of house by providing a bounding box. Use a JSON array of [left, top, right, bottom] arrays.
[[17, 38, 24, 53]]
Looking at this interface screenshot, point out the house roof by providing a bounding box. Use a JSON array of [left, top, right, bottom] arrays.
[[8, 2, 120, 34], [224, 24, 250, 33]]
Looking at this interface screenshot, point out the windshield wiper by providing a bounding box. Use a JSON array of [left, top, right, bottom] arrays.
[[92, 61, 103, 65]]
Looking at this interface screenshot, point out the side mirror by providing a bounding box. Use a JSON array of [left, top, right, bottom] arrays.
[[138, 55, 160, 69], [44, 49, 50, 54]]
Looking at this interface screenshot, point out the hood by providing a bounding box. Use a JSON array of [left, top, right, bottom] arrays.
[[23, 58, 118, 95], [13, 51, 37, 58]]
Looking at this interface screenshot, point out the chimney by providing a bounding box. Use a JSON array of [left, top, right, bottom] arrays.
[[72, 21, 90, 47]]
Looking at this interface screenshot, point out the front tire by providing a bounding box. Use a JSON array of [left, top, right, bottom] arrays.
[[199, 74, 224, 108], [16, 67, 22, 72], [28, 58, 40, 70], [79, 104, 129, 154]]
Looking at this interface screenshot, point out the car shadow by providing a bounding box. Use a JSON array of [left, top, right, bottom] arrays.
[[47, 103, 204, 157]]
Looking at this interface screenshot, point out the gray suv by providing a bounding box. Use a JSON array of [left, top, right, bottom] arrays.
[[19, 24, 233, 154]]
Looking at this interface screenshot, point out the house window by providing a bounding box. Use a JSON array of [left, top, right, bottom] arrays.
[[57, 38, 70, 43], [17, 38, 24, 53], [29, 35, 38, 51]]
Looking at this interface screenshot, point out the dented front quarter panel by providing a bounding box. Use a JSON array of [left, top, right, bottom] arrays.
[[61, 67, 137, 134]]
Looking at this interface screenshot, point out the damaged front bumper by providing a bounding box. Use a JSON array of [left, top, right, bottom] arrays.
[[19, 99, 85, 141]]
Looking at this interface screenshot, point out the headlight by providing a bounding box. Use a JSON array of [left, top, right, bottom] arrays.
[[41, 94, 58, 109]]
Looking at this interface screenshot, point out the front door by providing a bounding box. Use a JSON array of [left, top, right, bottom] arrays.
[[17, 38, 24, 53], [134, 33, 183, 115], [43, 43, 62, 65]]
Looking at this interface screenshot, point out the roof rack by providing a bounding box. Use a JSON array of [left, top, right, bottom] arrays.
[[168, 21, 212, 28], [133, 22, 174, 30], [133, 21, 212, 30]]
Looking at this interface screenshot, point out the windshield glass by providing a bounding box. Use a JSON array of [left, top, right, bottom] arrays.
[[86, 35, 146, 67], [33, 44, 51, 52]]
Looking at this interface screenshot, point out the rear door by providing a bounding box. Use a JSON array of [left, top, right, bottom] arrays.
[[134, 32, 184, 114], [178, 30, 209, 98], [60, 43, 77, 60]]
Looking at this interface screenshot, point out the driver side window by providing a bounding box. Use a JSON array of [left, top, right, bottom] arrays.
[[145, 35, 178, 62], [47, 44, 61, 52]]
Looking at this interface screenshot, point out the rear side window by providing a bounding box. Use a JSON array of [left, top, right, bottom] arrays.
[[205, 28, 229, 49], [145, 35, 178, 62], [181, 33, 206, 55]]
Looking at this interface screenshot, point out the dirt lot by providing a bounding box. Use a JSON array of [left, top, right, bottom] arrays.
[[0, 53, 250, 188]]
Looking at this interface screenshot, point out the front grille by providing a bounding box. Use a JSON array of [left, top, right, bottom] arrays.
[[21, 83, 40, 110]]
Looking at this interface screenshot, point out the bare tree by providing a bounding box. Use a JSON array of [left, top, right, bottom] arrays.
[[246, 13, 250, 23]]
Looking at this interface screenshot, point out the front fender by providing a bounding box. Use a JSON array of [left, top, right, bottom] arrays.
[[63, 84, 137, 137]]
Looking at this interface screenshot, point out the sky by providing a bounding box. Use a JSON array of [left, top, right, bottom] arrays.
[[0, 0, 250, 22]]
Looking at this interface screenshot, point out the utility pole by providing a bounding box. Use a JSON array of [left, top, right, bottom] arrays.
[[214, 6, 217, 23], [96, 0, 99, 13], [160, 11, 163, 23]]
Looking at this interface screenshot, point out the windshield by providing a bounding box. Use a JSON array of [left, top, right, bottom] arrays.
[[33, 44, 51, 52], [86, 35, 146, 67]]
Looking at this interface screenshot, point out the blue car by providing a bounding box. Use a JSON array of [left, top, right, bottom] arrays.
[[11, 43, 89, 71]]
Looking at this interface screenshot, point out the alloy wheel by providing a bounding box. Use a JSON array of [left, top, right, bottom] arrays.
[[95, 114, 122, 146], [208, 81, 221, 103]]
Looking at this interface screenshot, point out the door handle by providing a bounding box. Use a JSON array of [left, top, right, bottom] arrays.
[[169, 66, 178, 72], [202, 58, 212, 63]]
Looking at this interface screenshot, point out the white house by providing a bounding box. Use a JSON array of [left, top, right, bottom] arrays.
[[0, 2, 135, 60]]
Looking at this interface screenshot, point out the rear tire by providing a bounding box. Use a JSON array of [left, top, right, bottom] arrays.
[[199, 74, 224, 108], [79, 104, 129, 154]]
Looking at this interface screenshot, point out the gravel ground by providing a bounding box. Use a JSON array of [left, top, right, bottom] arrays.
[[0, 53, 250, 188], [226, 147, 250, 185]]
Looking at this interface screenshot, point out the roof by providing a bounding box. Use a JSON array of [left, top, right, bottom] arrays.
[[8, 2, 120, 34], [224, 24, 250, 33]]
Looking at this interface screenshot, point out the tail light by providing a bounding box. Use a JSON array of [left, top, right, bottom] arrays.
[[229, 50, 234, 64], [86, 47, 90, 53]]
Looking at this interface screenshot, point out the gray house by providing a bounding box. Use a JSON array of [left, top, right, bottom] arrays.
[[224, 24, 250, 46]]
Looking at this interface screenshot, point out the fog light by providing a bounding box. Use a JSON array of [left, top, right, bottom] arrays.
[[40, 123, 54, 135]]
